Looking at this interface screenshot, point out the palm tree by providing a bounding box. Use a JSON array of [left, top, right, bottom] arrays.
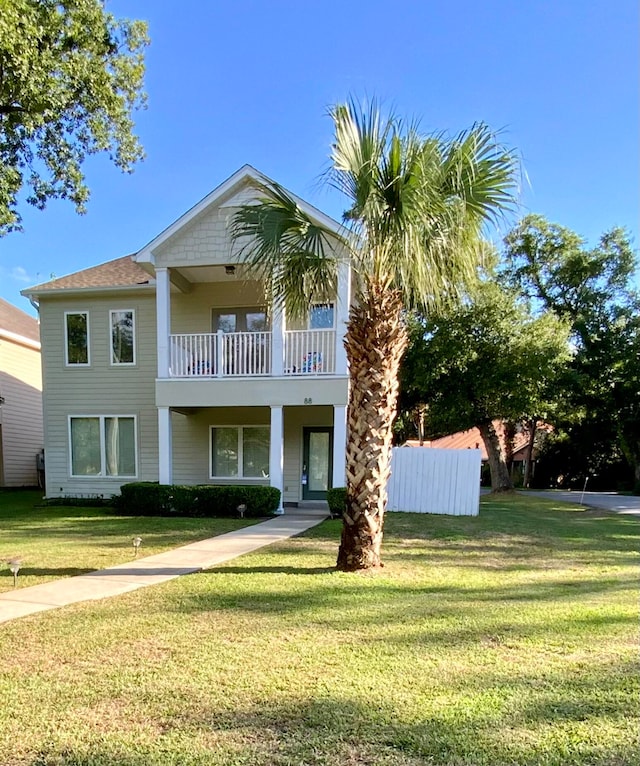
[[231, 100, 518, 571]]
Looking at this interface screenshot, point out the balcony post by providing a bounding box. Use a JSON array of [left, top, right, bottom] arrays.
[[156, 267, 171, 378], [269, 405, 285, 514], [335, 260, 351, 375], [216, 330, 224, 377], [158, 406, 173, 484], [332, 404, 347, 489], [271, 283, 285, 377]]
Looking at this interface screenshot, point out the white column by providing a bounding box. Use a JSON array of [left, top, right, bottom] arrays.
[[269, 405, 285, 514], [156, 267, 171, 378], [332, 404, 347, 489], [158, 406, 173, 485], [335, 260, 351, 375], [271, 287, 285, 376]]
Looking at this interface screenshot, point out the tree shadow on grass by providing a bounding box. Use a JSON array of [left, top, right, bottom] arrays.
[[25, 692, 636, 766], [0, 566, 95, 579]]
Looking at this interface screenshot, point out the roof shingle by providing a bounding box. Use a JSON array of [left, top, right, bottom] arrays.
[[0, 298, 40, 343], [25, 255, 151, 293]]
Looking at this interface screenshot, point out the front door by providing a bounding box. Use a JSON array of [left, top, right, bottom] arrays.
[[302, 427, 333, 500]]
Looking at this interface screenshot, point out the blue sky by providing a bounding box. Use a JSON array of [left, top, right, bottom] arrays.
[[1, 0, 638, 314]]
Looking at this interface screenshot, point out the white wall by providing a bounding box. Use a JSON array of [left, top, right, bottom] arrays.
[[387, 447, 481, 516]]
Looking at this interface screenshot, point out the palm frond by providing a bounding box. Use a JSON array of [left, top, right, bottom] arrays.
[[230, 181, 339, 321]]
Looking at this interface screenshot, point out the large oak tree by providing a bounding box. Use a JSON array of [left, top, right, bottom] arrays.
[[0, 0, 148, 233]]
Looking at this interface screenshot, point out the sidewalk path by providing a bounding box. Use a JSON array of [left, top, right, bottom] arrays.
[[0, 510, 328, 625]]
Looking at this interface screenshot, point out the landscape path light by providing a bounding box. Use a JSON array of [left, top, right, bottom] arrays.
[[7, 558, 21, 588], [132, 536, 142, 558]]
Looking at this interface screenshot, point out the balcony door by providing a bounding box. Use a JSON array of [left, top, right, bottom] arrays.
[[302, 427, 333, 500], [212, 308, 270, 375], [212, 308, 268, 333]]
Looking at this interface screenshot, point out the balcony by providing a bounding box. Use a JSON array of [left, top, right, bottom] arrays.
[[169, 329, 337, 378]]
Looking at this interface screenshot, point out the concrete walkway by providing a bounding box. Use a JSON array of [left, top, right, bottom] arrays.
[[0, 509, 328, 626]]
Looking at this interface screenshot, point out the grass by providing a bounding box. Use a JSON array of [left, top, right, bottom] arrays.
[[0, 493, 638, 765], [0, 490, 260, 592]]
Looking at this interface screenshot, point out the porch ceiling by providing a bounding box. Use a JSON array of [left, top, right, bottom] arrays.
[[172, 264, 255, 284]]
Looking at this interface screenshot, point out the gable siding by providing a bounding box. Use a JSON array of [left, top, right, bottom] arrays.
[[39, 292, 158, 497], [0, 338, 43, 486], [153, 183, 261, 268]]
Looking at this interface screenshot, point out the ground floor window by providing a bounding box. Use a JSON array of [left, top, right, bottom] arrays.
[[69, 416, 137, 477], [210, 426, 269, 479]]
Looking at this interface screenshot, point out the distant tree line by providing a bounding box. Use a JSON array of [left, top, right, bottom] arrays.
[[398, 215, 639, 494]]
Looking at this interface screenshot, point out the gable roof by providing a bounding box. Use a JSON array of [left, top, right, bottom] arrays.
[[0, 297, 40, 344], [22, 255, 151, 298], [21, 166, 346, 300], [135, 164, 346, 265]]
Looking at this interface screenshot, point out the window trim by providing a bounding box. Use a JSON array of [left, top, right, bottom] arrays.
[[68, 414, 138, 479], [209, 424, 270, 480], [308, 302, 336, 330], [109, 308, 136, 366], [64, 311, 90, 367]]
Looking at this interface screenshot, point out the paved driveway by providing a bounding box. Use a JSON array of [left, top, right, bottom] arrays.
[[518, 490, 640, 516]]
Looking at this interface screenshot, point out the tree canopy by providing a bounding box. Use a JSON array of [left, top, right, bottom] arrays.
[[399, 278, 571, 490], [502, 215, 640, 490], [0, 0, 148, 233]]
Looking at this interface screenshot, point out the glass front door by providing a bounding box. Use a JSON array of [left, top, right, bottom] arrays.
[[302, 427, 333, 500]]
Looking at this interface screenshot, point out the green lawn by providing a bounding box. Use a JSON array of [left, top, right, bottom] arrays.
[[0, 490, 259, 592], [0, 494, 638, 765]]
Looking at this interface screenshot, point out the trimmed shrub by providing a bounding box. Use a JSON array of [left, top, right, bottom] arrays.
[[327, 487, 347, 518], [115, 483, 280, 518]]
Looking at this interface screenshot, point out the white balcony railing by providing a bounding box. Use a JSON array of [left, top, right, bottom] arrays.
[[168, 329, 337, 378], [284, 329, 336, 375]]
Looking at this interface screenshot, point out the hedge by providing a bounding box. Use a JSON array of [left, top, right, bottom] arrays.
[[327, 487, 347, 518], [114, 483, 280, 518]]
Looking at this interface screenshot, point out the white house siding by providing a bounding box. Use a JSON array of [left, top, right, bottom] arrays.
[[38, 291, 159, 498], [0, 336, 43, 486]]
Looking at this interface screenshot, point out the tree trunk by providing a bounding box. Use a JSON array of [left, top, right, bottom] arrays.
[[337, 281, 408, 571], [478, 420, 514, 492], [522, 418, 538, 488]]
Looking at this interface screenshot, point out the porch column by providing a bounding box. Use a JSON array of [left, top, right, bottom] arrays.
[[156, 267, 171, 378], [332, 404, 347, 489], [269, 405, 285, 514], [158, 406, 173, 484], [271, 284, 285, 376], [335, 260, 351, 375]]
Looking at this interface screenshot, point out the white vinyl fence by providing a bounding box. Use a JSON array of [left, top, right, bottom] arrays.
[[387, 447, 481, 516]]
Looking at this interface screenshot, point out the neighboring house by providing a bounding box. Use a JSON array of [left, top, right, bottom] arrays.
[[404, 420, 546, 484], [22, 166, 351, 510], [0, 298, 43, 487]]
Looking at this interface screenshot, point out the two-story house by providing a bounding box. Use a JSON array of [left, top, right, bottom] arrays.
[[0, 298, 43, 487], [22, 166, 350, 511]]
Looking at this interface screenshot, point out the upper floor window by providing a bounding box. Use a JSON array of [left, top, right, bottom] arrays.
[[65, 312, 89, 366], [110, 309, 136, 365], [310, 304, 335, 330]]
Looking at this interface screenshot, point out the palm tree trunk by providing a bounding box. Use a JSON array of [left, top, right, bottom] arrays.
[[478, 420, 514, 492], [337, 281, 408, 571]]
